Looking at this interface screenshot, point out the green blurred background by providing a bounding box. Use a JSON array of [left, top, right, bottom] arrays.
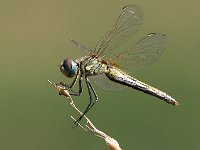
[[0, 0, 199, 149]]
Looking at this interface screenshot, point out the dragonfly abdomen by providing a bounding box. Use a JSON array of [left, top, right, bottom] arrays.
[[106, 66, 179, 106]]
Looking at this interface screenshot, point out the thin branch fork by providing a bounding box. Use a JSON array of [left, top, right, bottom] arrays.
[[48, 80, 122, 150]]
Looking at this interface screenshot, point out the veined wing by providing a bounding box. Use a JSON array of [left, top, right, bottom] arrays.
[[92, 33, 166, 90], [91, 74, 126, 91], [70, 39, 94, 54], [113, 33, 166, 71], [95, 5, 143, 58]]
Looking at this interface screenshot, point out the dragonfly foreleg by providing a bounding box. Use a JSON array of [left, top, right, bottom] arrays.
[[60, 67, 83, 96], [74, 76, 98, 125], [69, 68, 80, 88], [60, 67, 80, 88], [60, 76, 83, 96]]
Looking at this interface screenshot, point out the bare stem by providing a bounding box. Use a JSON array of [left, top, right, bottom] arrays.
[[48, 80, 122, 150]]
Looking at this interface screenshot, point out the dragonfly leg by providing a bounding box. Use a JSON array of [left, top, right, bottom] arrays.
[[74, 77, 98, 125], [60, 82, 69, 88], [70, 76, 83, 96], [86, 77, 98, 108], [69, 68, 80, 88], [60, 66, 84, 96], [60, 76, 83, 96], [60, 67, 80, 88]]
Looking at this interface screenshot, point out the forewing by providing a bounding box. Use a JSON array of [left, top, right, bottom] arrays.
[[70, 39, 93, 54], [94, 5, 143, 58]]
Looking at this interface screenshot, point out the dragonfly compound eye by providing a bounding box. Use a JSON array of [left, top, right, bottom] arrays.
[[60, 58, 77, 78]]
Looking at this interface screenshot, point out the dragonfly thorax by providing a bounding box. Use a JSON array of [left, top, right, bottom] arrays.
[[80, 57, 108, 76], [60, 58, 78, 78]]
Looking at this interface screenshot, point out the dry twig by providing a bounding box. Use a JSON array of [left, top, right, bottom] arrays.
[[48, 80, 122, 150]]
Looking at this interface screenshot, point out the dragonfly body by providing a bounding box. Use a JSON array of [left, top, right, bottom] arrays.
[[75, 56, 178, 106], [59, 5, 179, 124]]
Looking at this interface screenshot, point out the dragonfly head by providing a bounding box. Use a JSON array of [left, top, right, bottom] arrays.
[[60, 58, 78, 78]]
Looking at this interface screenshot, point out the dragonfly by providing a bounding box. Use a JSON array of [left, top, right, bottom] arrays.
[[59, 5, 179, 124]]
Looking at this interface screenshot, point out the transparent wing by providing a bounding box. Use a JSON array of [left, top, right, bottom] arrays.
[[113, 33, 166, 72], [92, 33, 166, 90], [70, 39, 93, 54], [90, 74, 126, 91], [94, 5, 143, 58]]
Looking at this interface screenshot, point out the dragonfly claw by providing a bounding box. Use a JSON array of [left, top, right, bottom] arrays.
[[60, 82, 70, 88], [74, 115, 84, 127]]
